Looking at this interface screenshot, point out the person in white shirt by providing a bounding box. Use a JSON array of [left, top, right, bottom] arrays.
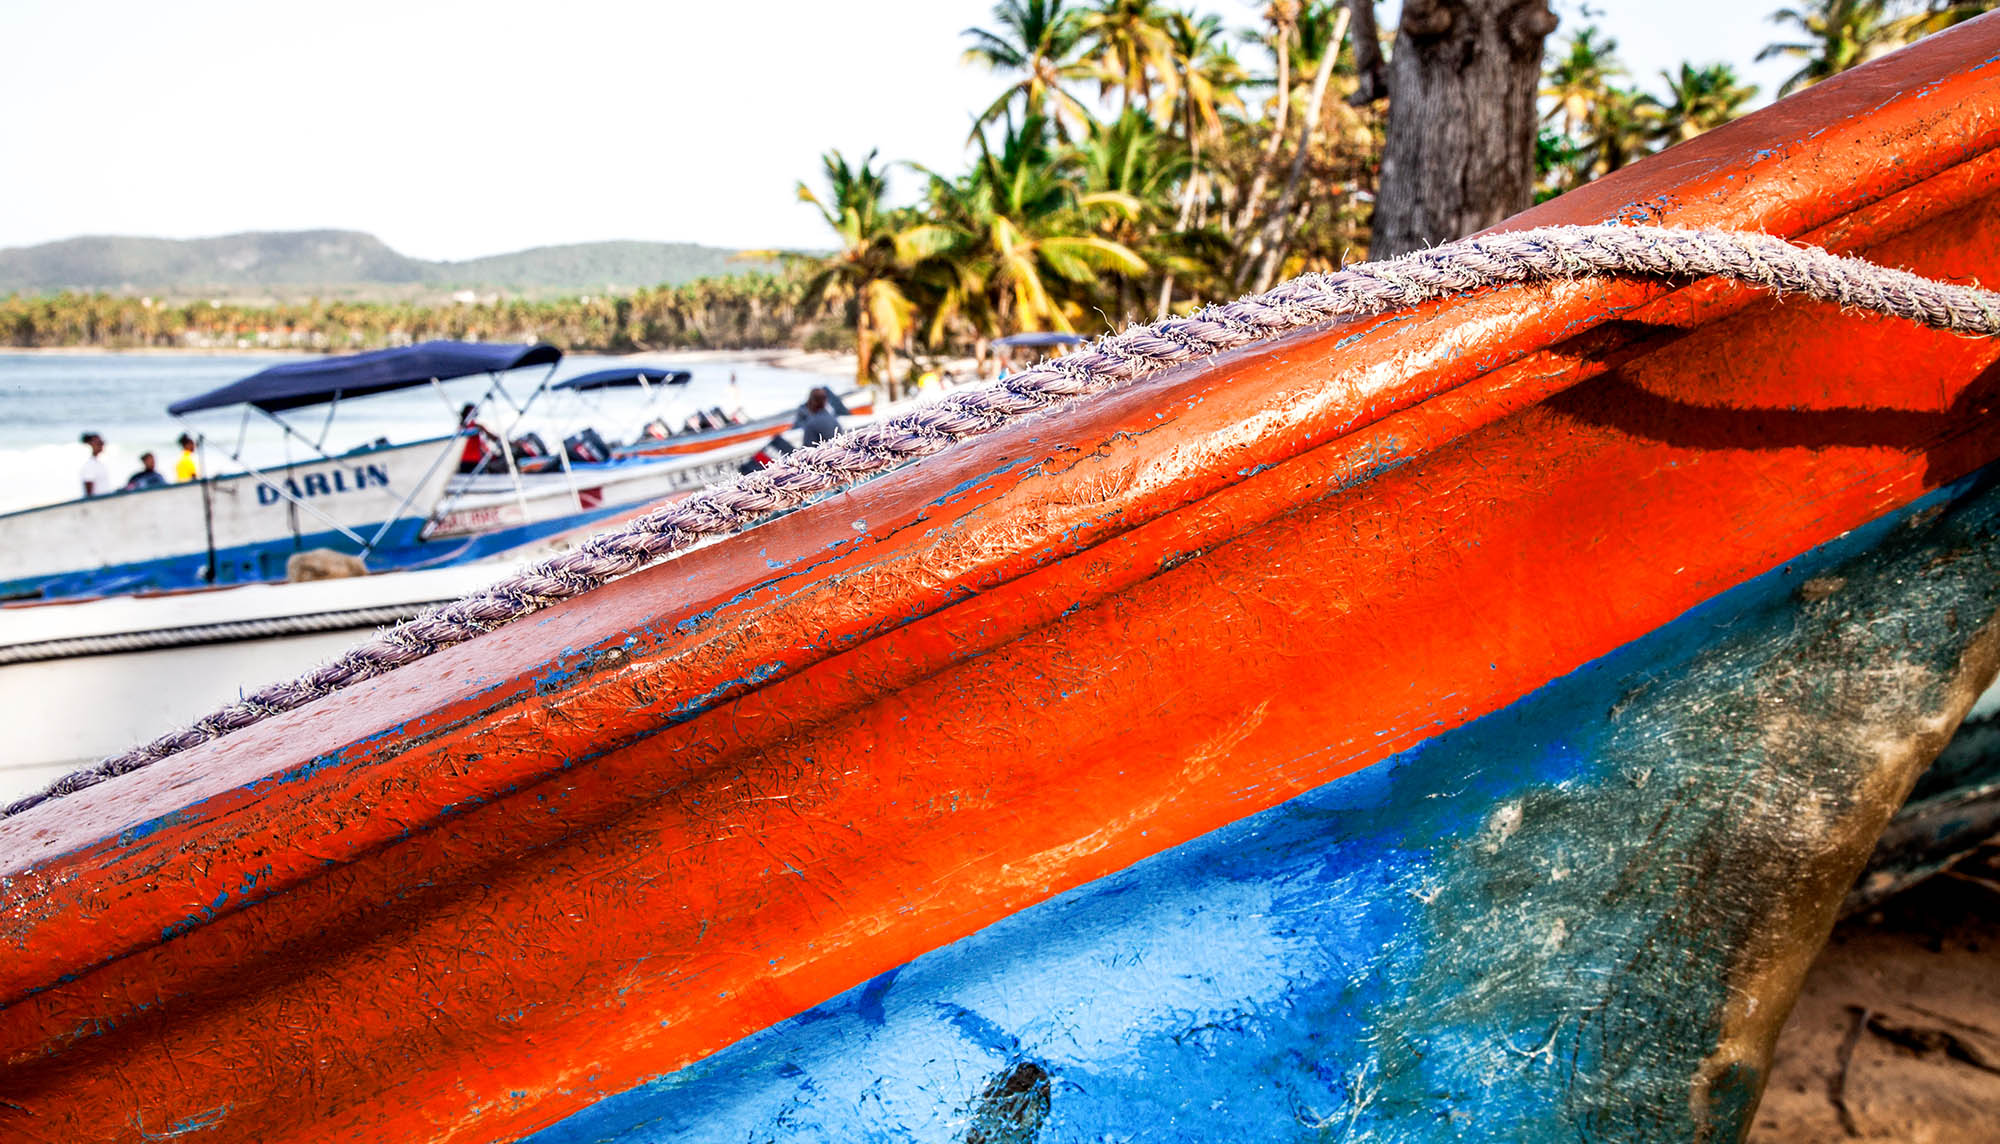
[[723, 373, 746, 423], [78, 432, 109, 497]]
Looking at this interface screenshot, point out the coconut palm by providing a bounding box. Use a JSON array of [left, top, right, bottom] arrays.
[[1240, 0, 1351, 290], [1077, 109, 1193, 321], [1585, 86, 1664, 178], [1078, 0, 1179, 115], [964, 0, 1099, 138], [1890, 0, 2000, 37], [1756, 0, 1902, 96], [909, 114, 1148, 336], [1154, 9, 1245, 315], [1654, 63, 1758, 144], [1543, 27, 1624, 140], [1231, 1, 1306, 237], [1165, 10, 1244, 139], [796, 149, 923, 391]]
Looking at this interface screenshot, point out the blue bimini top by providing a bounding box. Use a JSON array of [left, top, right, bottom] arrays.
[[168, 341, 563, 415], [551, 367, 694, 392]]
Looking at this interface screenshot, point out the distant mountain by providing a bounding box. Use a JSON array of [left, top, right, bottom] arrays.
[[0, 230, 782, 301], [439, 241, 777, 293]]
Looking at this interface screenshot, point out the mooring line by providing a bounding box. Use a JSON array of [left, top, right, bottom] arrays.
[[8, 224, 1999, 818]]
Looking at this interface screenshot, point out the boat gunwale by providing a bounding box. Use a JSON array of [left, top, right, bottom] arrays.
[[5, 17, 2000, 1013]]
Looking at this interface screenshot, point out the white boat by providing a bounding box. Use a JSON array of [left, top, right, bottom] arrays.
[[0, 345, 857, 602], [425, 441, 764, 538], [421, 364, 799, 539], [0, 342, 575, 601], [0, 562, 515, 803], [0, 435, 464, 599]]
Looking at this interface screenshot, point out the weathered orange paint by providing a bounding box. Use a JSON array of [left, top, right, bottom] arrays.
[[5, 20, 2000, 1144]]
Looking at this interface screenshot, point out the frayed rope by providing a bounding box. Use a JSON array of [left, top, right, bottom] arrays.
[[8, 224, 1999, 818]]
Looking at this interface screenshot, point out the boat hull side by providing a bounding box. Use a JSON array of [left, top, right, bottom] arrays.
[[0, 436, 460, 600], [6, 20, 2000, 1143], [523, 463, 2000, 1144]]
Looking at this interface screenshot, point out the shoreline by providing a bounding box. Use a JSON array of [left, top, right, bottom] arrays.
[[0, 346, 1017, 388], [0, 344, 868, 380]]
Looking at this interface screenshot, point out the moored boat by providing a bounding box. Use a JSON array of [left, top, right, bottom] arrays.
[[0, 342, 570, 601], [608, 384, 876, 461], [0, 562, 515, 801], [0, 346, 852, 601], [6, 17, 2000, 1144], [422, 367, 878, 539]]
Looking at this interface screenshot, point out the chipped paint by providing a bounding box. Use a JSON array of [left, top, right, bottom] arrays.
[[4, 21, 2000, 1144]]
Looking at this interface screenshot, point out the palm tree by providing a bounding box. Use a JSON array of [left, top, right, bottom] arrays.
[[1164, 9, 1244, 141], [1585, 87, 1664, 178], [1077, 109, 1191, 321], [1231, 1, 1305, 237], [963, 0, 1098, 138], [1154, 9, 1245, 315], [1078, 0, 1179, 115], [1890, 0, 2000, 38], [1654, 63, 1758, 144], [1542, 27, 1624, 141], [1756, 0, 1902, 97], [910, 114, 1148, 337], [1241, 0, 1351, 291], [796, 149, 922, 392]]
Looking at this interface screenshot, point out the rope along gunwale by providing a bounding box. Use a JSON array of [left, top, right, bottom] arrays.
[[8, 224, 2000, 818]]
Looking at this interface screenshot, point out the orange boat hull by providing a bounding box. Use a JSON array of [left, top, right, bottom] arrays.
[[6, 18, 2000, 1143]]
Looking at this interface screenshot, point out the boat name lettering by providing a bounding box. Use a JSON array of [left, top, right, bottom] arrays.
[[256, 464, 392, 506]]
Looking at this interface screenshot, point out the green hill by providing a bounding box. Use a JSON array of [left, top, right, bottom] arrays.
[[441, 242, 777, 293], [0, 231, 782, 301]]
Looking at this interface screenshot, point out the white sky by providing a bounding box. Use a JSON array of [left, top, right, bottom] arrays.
[[0, 0, 1805, 261]]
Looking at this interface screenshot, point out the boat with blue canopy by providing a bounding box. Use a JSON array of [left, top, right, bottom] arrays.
[[0, 342, 647, 601], [549, 366, 693, 392]]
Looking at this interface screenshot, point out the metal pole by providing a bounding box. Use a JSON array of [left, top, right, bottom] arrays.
[[315, 393, 341, 450], [363, 437, 460, 554], [196, 434, 218, 583], [257, 407, 347, 467], [192, 414, 377, 550]]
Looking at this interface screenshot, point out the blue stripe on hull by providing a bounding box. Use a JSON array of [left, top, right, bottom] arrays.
[[525, 469, 2000, 1143], [0, 501, 642, 602]]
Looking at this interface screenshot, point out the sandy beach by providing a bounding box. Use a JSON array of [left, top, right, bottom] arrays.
[[1753, 853, 2000, 1142]]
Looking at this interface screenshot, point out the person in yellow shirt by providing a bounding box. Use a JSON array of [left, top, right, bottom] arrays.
[[174, 433, 199, 482]]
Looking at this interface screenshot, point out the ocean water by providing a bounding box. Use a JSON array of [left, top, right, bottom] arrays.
[[0, 352, 846, 514]]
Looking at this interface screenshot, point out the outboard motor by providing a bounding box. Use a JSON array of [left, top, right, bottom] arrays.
[[563, 427, 611, 465], [738, 432, 796, 474]]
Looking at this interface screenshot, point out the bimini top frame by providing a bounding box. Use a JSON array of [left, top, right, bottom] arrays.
[[167, 341, 564, 557]]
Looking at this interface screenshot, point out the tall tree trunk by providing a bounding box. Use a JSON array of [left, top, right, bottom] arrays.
[[855, 310, 875, 388], [1156, 96, 1207, 319], [1347, 0, 1388, 104], [1245, 7, 1349, 292], [881, 339, 901, 401], [1230, 6, 1298, 239], [1370, 0, 1557, 258]]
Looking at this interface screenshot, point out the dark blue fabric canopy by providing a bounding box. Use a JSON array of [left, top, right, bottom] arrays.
[[552, 367, 693, 392], [992, 331, 1087, 349], [168, 341, 563, 415]]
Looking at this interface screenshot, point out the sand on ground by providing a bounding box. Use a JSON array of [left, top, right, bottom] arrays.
[[1751, 842, 2000, 1142]]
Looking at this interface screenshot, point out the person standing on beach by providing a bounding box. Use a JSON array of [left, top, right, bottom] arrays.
[[78, 432, 109, 497], [723, 373, 746, 423], [794, 388, 841, 447], [174, 433, 199, 482], [124, 452, 166, 491]]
